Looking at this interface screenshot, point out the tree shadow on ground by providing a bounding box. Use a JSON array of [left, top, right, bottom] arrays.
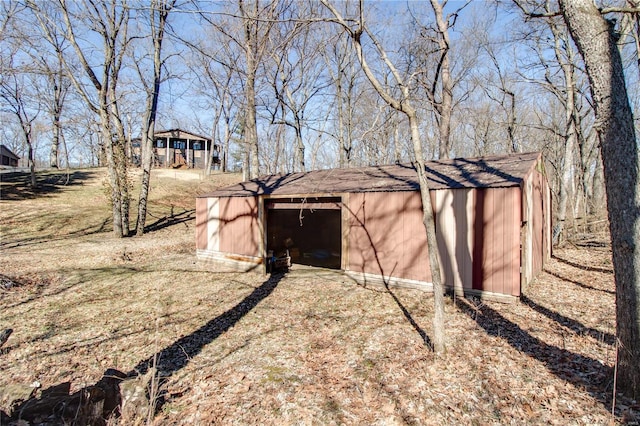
[[0, 170, 99, 200], [386, 288, 433, 350], [545, 269, 615, 295], [552, 253, 613, 274], [457, 298, 613, 409], [144, 208, 195, 233], [129, 272, 283, 377], [2, 273, 284, 425], [521, 295, 615, 345]]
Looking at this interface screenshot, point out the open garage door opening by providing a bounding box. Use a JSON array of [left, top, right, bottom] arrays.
[[266, 197, 342, 270]]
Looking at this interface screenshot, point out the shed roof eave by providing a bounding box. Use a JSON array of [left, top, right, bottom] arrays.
[[199, 152, 542, 199]]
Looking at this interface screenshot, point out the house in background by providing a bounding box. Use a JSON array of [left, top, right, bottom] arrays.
[[195, 152, 551, 302], [0, 145, 20, 168], [132, 128, 222, 170]]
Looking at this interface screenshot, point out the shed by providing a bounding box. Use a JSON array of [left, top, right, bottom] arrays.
[[0, 145, 20, 168], [196, 152, 551, 301]]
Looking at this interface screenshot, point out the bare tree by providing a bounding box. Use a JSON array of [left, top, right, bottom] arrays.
[[322, 0, 446, 353], [322, 34, 359, 168], [408, 1, 471, 159], [0, 3, 38, 187], [135, 0, 175, 236], [546, 14, 582, 245], [239, 0, 280, 178], [29, 0, 133, 237], [26, 2, 71, 170], [267, 4, 330, 172], [557, 0, 640, 398], [0, 67, 39, 187]]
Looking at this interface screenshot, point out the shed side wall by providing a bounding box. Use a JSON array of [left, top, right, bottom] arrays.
[[219, 196, 260, 257], [435, 188, 475, 294], [195, 197, 209, 250], [347, 192, 430, 282], [530, 168, 548, 277], [471, 187, 522, 296], [207, 198, 220, 252], [347, 188, 521, 295]]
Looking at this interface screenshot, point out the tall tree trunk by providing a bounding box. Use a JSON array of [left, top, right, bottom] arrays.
[[336, 67, 347, 168], [21, 123, 37, 188], [591, 152, 606, 218], [109, 92, 130, 237], [409, 112, 446, 353], [241, 0, 260, 179], [50, 109, 61, 169], [294, 118, 305, 172], [100, 106, 124, 238], [559, 0, 640, 398], [430, 0, 453, 159], [550, 19, 578, 246], [136, 0, 172, 236]]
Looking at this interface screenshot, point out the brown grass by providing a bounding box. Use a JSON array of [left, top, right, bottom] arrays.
[[0, 168, 629, 425]]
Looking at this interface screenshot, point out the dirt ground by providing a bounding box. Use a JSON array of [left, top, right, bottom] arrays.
[[0, 168, 636, 425]]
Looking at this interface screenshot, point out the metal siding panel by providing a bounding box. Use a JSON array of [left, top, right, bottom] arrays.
[[435, 190, 456, 290], [369, 192, 403, 277], [219, 197, 259, 257], [509, 187, 523, 296], [218, 197, 233, 253], [484, 189, 497, 294], [493, 187, 520, 296], [521, 176, 533, 285], [532, 173, 544, 275], [497, 189, 509, 295], [195, 197, 209, 250], [207, 197, 220, 252], [454, 189, 474, 291], [544, 174, 552, 262], [472, 189, 486, 291], [246, 197, 260, 257], [347, 193, 368, 274], [347, 192, 430, 282], [464, 189, 476, 290], [501, 188, 519, 296], [404, 192, 430, 282]]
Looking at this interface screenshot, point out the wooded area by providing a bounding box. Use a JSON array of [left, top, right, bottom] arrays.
[[1, 0, 639, 399]]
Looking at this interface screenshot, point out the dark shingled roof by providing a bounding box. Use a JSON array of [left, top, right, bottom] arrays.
[[200, 152, 542, 198], [0, 145, 20, 161]]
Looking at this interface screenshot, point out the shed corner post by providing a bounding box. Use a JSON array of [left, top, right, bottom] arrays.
[[341, 193, 350, 271], [520, 177, 534, 292], [259, 196, 267, 275]]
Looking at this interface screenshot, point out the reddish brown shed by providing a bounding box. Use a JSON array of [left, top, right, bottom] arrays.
[[196, 152, 551, 301]]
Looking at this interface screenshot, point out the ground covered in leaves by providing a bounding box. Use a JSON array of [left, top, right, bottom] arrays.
[[0, 168, 634, 425]]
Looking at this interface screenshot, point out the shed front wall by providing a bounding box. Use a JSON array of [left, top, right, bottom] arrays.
[[196, 196, 261, 269], [346, 187, 522, 296], [195, 197, 209, 250], [218, 196, 261, 257], [346, 191, 430, 283]]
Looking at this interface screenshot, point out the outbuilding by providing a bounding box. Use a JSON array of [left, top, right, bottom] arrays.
[[0, 145, 20, 168], [196, 152, 551, 301]]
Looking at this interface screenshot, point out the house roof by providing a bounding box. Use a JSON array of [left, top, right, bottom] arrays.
[[0, 145, 20, 161], [154, 128, 211, 141], [200, 152, 542, 198]]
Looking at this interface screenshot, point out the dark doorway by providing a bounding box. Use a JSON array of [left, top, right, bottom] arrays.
[[266, 198, 342, 269]]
